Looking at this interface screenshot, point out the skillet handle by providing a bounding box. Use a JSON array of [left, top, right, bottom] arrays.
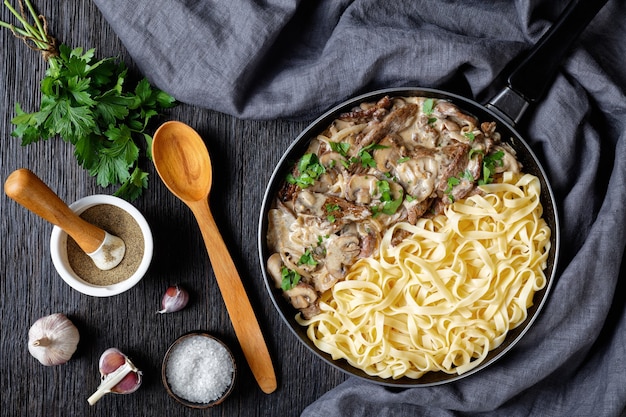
[[508, 0, 608, 103], [487, 0, 608, 125]]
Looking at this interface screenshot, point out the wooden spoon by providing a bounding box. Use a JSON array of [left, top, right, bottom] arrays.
[[4, 169, 125, 270], [151, 121, 277, 394]]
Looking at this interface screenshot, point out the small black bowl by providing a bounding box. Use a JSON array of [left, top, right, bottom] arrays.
[[162, 332, 237, 409]]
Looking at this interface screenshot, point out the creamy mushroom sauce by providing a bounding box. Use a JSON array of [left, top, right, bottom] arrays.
[[266, 96, 520, 319]]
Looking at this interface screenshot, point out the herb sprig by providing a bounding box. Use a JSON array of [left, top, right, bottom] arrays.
[[280, 267, 301, 291], [372, 180, 404, 216], [287, 153, 326, 188], [479, 150, 505, 185], [1, 0, 176, 200]]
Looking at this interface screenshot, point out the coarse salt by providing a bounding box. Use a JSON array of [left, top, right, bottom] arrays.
[[165, 335, 234, 403]]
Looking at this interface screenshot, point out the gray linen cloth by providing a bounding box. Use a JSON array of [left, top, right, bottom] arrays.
[[94, 0, 626, 415]]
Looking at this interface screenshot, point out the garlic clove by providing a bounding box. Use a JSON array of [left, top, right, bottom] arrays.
[[88, 348, 142, 405], [111, 369, 142, 394], [157, 284, 189, 314], [98, 347, 127, 375], [28, 313, 79, 366]]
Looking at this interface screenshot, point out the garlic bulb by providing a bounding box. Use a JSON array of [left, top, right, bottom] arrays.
[[28, 313, 80, 366]]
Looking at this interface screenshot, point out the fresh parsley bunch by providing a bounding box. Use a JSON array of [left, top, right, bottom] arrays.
[[2, 0, 175, 200]]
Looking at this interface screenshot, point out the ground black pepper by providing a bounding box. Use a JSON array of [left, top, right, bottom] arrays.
[[67, 204, 145, 286]]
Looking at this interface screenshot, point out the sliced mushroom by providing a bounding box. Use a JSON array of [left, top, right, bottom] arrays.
[[267, 253, 284, 289], [294, 190, 327, 217], [413, 113, 440, 148], [373, 134, 405, 173], [266, 204, 297, 253], [284, 283, 320, 318], [394, 156, 438, 202], [493, 144, 521, 174], [325, 235, 360, 279], [310, 269, 339, 293], [284, 282, 317, 309], [345, 175, 378, 204]]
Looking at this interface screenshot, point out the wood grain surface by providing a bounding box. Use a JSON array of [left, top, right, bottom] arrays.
[[0, 1, 347, 416]]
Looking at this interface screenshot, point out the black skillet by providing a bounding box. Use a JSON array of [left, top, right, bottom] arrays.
[[258, 0, 607, 387]]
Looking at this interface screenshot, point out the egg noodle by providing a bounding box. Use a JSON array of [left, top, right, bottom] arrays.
[[296, 172, 551, 379]]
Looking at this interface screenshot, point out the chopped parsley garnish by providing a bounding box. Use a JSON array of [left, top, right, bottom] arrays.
[[469, 148, 483, 160], [298, 249, 318, 266], [280, 267, 301, 291], [423, 98, 434, 115], [445, 176, 460, 198], [286, 153, 326, 188], [329, 141, 350, 157], [445, 170, 474, 202], [316, 235, 329, 255], [358, 151, 376, 168], [356, 143, 388, 168], [397, 156, 410, 164], [479, 150, 505, 185], [372, 180, 404, 216], [376, 180, 393, 201], [325, 203, 340, 212], [464, 132, 475, 141], [460, 169, 474, 181], [325, 203, 340, 223], [427, 117, 437, 125]]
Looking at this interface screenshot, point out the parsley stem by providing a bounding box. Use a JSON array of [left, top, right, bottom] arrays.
[[2, 0, 56, 52], [22, 0, 47, 40], [0, 20, 28, 36], [3, 1, 41, 41]]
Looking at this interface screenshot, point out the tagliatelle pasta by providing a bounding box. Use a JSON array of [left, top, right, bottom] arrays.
[[296, 172, 551, 379]]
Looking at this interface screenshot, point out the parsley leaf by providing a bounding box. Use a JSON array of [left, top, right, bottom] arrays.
[[445, 170, 474, 201], [329, 141, 350, 157], [373, 180, 404, 215], [325, 203, 340, 223], [287, 153, 326, 188], [423, 98, 434, 115], [298, 249, 318, 266], [355, 143, 388, 168], [479, 150, 505, 185], [280, 267, 301, 291], [445, 176, 461, 199], [113, 167, 149, 201]]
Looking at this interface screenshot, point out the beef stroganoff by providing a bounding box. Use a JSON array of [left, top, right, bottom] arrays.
[[265, 96, 551, 378]]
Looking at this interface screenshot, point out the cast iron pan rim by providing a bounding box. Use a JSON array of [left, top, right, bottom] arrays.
[[258, 86, 560, 387]]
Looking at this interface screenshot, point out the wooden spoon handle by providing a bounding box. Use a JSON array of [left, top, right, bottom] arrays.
[[4, 168, 105, 253], [190, 200, 277, 394]]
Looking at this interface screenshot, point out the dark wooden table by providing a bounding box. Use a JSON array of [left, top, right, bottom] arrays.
[[0, 1, 347, 416]]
